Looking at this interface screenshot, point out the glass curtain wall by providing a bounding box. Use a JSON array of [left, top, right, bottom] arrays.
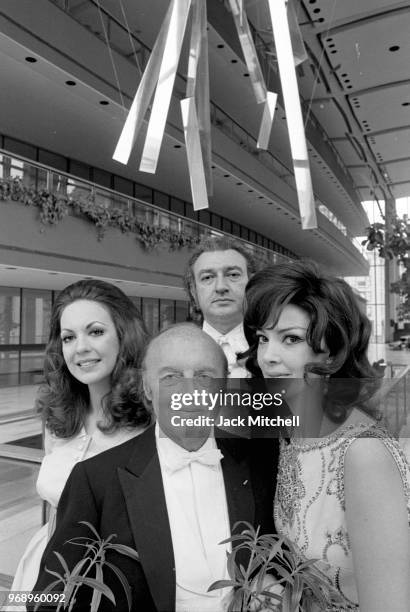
[[0, 288, 189, 388]]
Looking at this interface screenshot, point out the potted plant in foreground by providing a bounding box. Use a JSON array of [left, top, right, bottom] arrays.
[[209, 522, 344, 611]]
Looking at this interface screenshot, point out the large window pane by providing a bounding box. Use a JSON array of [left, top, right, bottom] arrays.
[[170, 197, 184, 216], [92, 168, 111, 188], [198, 210, 211, 226], [129, 296, 142, 313], [113, 176, 133, 197], [141, 298, 159, 335], [68, 159, 90, 181], [3, 137, 36, 161], [134, 184, 153, 204], [0, 288, 20, 345], [185, 202, 197, 221], [175, 300, 189, 324], [0, 351, 19, 387], [21, 290, 52, 344], [38, 150, 67, 172], [153, 191, 169, 210], [222, 218, 232, 233], [159, 300, 174, 330], [20, 349, 45, 385]]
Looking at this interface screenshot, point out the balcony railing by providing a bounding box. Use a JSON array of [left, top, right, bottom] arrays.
[[0, 150, 291, 268]]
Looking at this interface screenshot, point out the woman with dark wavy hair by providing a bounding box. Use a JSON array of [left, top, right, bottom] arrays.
[[243, 261, 410, 611], [12, 279, 150, 593]]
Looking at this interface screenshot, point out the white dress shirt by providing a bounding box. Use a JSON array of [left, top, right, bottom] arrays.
[[156, 426, 231, 612], [202, 321, 249, 378]]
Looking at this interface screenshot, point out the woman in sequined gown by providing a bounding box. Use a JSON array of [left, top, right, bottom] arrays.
[[11, 279, 151, 594], [243, 261, 410, 611]]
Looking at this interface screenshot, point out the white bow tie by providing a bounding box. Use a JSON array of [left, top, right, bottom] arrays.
[[217, 336, 238, 366], [162, 447, 224, 474]]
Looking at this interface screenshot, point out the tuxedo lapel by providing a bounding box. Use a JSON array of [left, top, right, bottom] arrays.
[[217, 436, 255, 533], [118, 427, 175, 612]]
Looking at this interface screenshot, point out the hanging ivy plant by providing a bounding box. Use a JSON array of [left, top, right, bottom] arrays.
[[0, 176, 201, 251]]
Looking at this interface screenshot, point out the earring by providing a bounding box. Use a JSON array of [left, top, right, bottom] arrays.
[[325, 357, 333, 365]]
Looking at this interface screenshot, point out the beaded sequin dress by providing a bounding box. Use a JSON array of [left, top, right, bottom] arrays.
[[274, 413, 410, 609]]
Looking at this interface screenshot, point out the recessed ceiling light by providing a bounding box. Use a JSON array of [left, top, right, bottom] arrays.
[[389, 45, 400, 52], [66, 80, 76, 86], [25, 57, 37, 63], [217, 44, 224, 49], [173, 144, 181, 149], [99, 100, 109, 106]]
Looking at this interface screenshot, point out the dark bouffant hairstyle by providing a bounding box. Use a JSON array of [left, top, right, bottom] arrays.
[[36, 279, 150, 437], [183, 235, 258, 321], [243, 261, 381, 418]]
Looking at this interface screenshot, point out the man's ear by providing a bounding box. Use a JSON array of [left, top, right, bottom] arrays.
[[142, 373, 152, 401], [190, 281, 199, 311]]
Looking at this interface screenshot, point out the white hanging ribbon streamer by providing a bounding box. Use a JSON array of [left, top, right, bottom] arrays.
[[287, 0, 308, 67], [181, 97, 209, 211], [228, 0, 266, 103], [140, 0, 192, 173], [228, 0, 276, 150], [267, 0, 317, 230], [112, 1, 174, 165], [186, 0, 213, 197], [257, 91, 278, 149]]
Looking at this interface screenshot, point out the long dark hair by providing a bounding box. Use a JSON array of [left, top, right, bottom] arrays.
[[243, 261, 381, 418], [36, 279, 150, 437]]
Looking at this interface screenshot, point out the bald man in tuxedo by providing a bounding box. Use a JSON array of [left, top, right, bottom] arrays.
[[32, 324, 278, 611]]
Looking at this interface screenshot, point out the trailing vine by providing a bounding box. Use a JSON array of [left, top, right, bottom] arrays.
[[0, 176, 201, 250]]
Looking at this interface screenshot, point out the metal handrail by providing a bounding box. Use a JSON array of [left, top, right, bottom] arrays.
[[0, 443, 43, 464]]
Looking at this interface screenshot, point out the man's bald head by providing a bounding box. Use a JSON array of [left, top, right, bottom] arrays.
[[143, 322, 227, 376], [141, 323, 228, 450]]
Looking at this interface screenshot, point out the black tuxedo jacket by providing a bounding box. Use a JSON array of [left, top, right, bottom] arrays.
[[32, 425, 278, 612]]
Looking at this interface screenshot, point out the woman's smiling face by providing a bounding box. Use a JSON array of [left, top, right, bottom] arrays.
[[256, 304, 329, 379], [60, 299, 120, 391]]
